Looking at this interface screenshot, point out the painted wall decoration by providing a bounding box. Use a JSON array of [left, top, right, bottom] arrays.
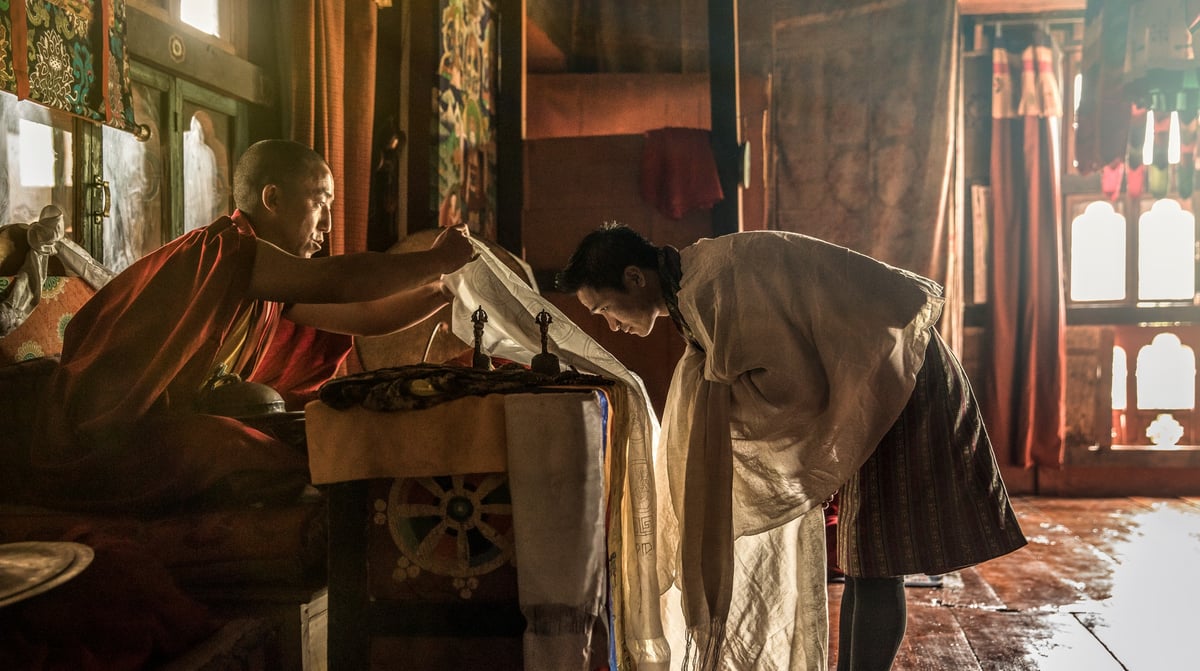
[[0, 0, 143, 137], [435, 0, 497, 241]]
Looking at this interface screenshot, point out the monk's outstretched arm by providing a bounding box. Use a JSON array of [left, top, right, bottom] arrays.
[[283, 281, 450, 336], [246, 225, 473, 306]]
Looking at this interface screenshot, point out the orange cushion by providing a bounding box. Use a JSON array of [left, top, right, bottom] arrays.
[[0, 275, 95, 362]]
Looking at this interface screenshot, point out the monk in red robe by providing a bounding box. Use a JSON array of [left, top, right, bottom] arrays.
[[31, 139, 474, 511]]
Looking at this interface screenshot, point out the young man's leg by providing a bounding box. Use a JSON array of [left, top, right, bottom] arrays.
[[836, 575, 906, 671]]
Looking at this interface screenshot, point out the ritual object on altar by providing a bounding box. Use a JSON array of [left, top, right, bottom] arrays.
[[530, 309, 560, 376], [471, 305, 493, 370]]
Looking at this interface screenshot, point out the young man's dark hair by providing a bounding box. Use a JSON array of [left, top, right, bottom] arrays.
[[555, 222, 659, 293]]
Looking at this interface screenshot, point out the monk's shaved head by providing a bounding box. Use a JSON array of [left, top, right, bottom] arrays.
[[233, 140, 329, 214]]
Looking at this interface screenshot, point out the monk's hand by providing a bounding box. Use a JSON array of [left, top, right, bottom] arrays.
[[431, 224, 476, 272], [436, 278, 455, 304]]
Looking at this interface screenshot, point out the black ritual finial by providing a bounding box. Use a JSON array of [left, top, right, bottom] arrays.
[[471, 305, 492, 370], [530, 309, 560, 376]]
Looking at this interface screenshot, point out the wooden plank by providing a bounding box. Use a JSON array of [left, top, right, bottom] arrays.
[[827, 498, 1200, 671], [827, 588, 981, 671], [1016, 497, 1135, 557], [827, 582, 843, 636], [826, 583, 841, 670], [970, 545, 1089, 612], [953, 609, 1122, 671], [894, 603, 981, 671], [1022, 499, 1200, 566], [125, 6, 272, 106], [922, 566, 1007, 611], [972, 498, 1117, 610], [1129, 495, 1200, 520]]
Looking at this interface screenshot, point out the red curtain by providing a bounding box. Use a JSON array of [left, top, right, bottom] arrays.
[[983, 29, 1067, 468], [278, 0, 378, 255], [264, 0, 377, 381]]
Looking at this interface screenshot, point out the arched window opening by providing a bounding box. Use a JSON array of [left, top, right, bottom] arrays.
[[1071, 201, 1126, 301], [1138, 199, 1195, 301], [1136, 333, 1195, 410], [1110, 328, 1200, 448]]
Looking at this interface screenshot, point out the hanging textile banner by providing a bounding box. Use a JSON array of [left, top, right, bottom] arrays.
[[0, 0, 145, 137], [435, 0, 498, 241]]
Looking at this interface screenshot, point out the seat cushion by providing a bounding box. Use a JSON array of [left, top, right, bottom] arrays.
[[0, 275, 94, 362]]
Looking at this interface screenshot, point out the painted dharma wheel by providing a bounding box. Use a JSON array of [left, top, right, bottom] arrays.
[[379, 473, 514, 582]]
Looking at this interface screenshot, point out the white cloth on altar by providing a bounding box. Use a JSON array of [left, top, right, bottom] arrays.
[[505, 392, 609, 670]]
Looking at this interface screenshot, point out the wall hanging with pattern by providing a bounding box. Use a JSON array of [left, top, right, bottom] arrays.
[[0, 0, 145, 137]]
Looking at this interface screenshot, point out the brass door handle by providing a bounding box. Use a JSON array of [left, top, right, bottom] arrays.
[[91, 180, 111, 218]]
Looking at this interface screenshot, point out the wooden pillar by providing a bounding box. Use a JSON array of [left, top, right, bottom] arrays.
[[396, 0, 436, 238], [709, 0, 742, 236]]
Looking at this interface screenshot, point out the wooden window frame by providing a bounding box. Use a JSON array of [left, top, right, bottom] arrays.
[[1110, 325, 1200, 448]]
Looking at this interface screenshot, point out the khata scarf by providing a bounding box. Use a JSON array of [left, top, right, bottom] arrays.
[[659, 244, 733, 670]]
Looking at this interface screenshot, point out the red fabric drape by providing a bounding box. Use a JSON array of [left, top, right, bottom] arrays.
[[984, 30, 1067, 468], [251, 321, 353, 409], [272, 0, 376, 380], [279, 0, 377, 255], [639, 127, 724, 219]]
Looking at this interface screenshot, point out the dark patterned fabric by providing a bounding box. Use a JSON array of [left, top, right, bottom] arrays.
[[838, 330, 1027, 577], [317, 362, 614, 412], [657, 245, 703, 353], [0, 0, 140, 135]]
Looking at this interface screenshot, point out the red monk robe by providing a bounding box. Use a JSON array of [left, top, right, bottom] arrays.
[[31, 211, 352, 511]]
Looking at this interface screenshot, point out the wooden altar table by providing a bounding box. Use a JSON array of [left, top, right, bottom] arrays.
[[306, 387, 613, 671]]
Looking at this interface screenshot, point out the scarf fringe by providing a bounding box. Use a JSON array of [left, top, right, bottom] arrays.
[[681, 620, 727, 671]]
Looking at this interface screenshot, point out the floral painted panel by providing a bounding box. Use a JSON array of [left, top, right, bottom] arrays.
[[0, 4, 16, 90], [0, 0, 139, 135]]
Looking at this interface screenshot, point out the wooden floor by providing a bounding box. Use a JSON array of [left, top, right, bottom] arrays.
[[827, 496, 1200, 670]]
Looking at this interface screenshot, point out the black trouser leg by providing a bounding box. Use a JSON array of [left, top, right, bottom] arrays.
[[836, 575, 907, 671]]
